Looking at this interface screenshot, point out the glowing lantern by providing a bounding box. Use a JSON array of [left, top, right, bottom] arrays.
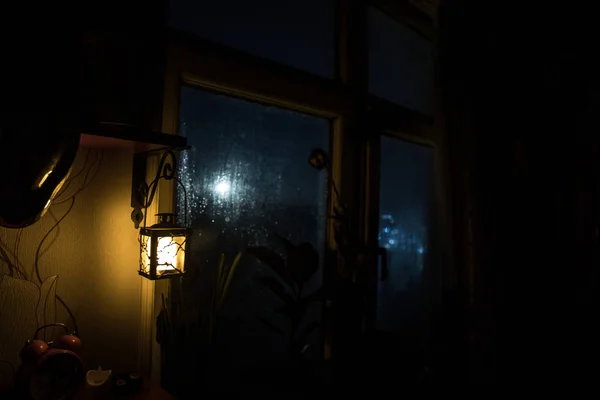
[[139, 213, 190, 280]]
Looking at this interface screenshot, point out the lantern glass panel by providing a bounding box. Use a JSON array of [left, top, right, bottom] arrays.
[[156, 234, 186, 276], [139, 229, 187, 279], [139, 233, 152, 276]]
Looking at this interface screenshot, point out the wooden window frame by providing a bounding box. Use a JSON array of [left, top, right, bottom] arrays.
[[144, 0, 443, 378]]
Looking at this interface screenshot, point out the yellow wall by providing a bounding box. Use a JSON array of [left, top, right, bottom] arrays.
[[0, 148, 141, 375]]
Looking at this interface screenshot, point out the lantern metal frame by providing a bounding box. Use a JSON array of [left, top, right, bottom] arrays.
[[138, 212, 191, 280], [131, 147, 191, 280]]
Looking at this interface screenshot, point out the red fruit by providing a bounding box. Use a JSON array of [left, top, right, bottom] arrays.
[[20, 340, 48, 361], [54, 334, 81, 353]]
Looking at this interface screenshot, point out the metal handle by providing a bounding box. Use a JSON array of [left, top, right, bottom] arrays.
[[378, 247, 389, 281]]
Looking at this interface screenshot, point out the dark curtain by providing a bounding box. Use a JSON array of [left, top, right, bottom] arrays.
[[438, 1, 600, 385]]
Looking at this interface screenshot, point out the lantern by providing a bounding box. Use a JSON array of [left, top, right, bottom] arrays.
[[139, 213, 190, 280], [131, 149, 192, 280]]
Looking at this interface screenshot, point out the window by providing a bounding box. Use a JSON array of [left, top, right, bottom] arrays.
[[377, 136, 434, 331], [169, 0, 336, 78], [177, 86, 329, 369], [368, 6, 434, 115], [155, 1, 442, 390]]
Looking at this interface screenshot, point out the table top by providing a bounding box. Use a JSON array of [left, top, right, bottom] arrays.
[[76, 377, 173, 400]]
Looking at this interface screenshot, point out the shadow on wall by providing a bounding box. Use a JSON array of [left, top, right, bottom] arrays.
[[0, 149, 142, 387]]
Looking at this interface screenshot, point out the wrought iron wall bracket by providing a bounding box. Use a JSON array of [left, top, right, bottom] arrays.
[[130, 146, 190, 229]]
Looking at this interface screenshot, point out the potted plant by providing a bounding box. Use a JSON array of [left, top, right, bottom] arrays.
[[156, 252, 241, 396], [247, 234, 326, 389]]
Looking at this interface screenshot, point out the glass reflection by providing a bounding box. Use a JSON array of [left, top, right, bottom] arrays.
[[377, 137, 434, 331], [368, 6, 434, 115]]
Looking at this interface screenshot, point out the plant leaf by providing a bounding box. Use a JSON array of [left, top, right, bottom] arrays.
[[296, 321, 321, 345], [257, 275, 294, 304], [219, 252, 242, 307], [274, 233, 295, 255], [299, 287, 325, 305], [247, 246, 289, 281], [288, 242, 319, 285], [277, 301, 305, 321], [291, 322, 321, 358], [216, 253, 225, 298], [277, 288, 324, 323], [258, 317, 285, 337]]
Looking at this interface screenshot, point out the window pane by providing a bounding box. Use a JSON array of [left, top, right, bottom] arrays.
[[169, 0, 336, 78], [378, 137, 434, 331], [177, 86, 329, 377], [368, 6, 434, 115]]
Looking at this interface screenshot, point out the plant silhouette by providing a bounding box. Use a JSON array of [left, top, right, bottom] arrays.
[[247, 234, 322, 359]]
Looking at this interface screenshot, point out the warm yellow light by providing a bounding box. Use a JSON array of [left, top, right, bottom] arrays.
[[140, 234, 152, 276], [156, 236, 185, 272], [37, 170, 53, 188], [139, 229, 187, 280]]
